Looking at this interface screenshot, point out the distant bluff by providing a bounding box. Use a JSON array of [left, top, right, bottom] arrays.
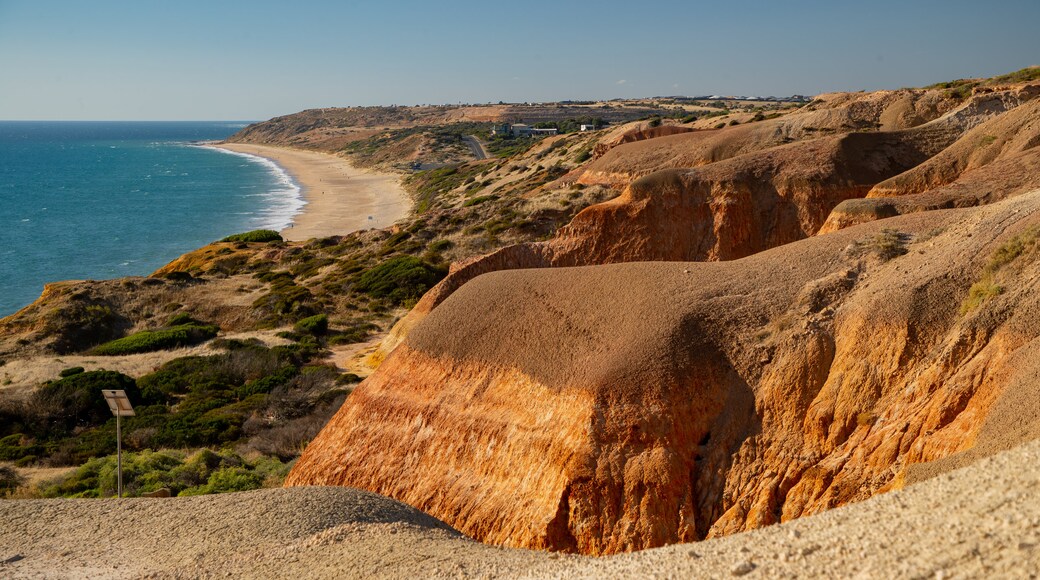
[[287, 71, 1040, 554]]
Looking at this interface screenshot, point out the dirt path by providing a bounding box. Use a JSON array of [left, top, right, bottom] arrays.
[[2, 438, 1039, 578]]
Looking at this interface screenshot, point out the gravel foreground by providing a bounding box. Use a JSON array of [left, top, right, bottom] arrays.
[[2, 440, 1039, 579]]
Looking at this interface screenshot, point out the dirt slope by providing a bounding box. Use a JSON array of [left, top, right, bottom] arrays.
[[576, 88, 965, 188], [288, 185, 1040, 554], [4, 438, 1040, 577]]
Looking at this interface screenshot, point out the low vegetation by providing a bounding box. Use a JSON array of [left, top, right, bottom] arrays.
[[925, 66, 1040, 101], [220, 230, 283, 243], [849, 229, 910, 261], [5, 448, 290, 499], [93, 322, 219, 355], [0, 337, 347, 476], [961, 226, 1040, 314], [351, 255, 447, 307]]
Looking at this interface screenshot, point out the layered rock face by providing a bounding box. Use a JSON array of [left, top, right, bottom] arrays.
[[288, 189, 1040, 554], [576, 88, 962, 188], [821, 93, 1040, 232], [370, 85, 1040, 368], [289, 79, 1040, 555]]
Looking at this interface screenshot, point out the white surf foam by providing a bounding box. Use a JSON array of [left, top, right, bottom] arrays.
[[201, 146, 306, 232]]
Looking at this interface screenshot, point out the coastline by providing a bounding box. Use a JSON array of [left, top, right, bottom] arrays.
[[206, 143, 412, 241]]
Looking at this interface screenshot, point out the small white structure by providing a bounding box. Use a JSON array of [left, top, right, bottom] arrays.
[[491, 123, 558, 137], [580, 124, 600, 132]]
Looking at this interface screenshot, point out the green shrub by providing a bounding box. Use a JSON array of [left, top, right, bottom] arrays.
[[33, 449, 286, 498], [463, 195, 497, 207], [93, 324, 219, 356], [337, 373, 362, 385], [0, 434, 42, 462], [166, 313, 202, 327], [252, 271, 315, 321], [352, 256, 447, 306], [59, 366, 85, 378], [294, 314, 329, 336], [220, 230, 282, 243], [0, 465, 24, 494], [237, 365, 298, 399], [428, 239, 453, 252], [33, 370, 140, 432]]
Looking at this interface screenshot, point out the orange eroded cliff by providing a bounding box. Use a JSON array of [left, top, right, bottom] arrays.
[[289, 189, 1040, 554]]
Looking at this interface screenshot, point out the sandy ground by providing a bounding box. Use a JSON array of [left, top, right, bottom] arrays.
[[210, 144, 411, 241], [325, 332, 386, 379], [2, 438, 1038, 578]]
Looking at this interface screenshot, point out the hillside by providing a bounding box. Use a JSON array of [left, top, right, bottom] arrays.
[[3, 437, 1039, 576], [284, 69, 1040, 555], [3, 67, 1040, 575]]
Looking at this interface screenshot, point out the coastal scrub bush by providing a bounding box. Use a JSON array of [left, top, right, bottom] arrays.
[[327, 320, 379, 345], [31, 370, 140, 432], [180, 467, 263, 496], [351, 256, 447, 306], [252, 271, 315, 322], [428, 239, 453, 252], [220, 230, 282, 243], [29, 449, 287, 498], [463, 195, 497, 207], [0, 466, 24, 494], [0, 434, 42, 462], [294, 314, 329, 336], [166, 313, 201, 327], [59, 366, 85, 378], [92, 323, 219, 356]]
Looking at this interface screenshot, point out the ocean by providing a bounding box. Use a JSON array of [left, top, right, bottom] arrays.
[[0, 121, 303, 317]]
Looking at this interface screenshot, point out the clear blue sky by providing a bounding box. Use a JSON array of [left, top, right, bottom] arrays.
[[1, 0, 1037, 121]]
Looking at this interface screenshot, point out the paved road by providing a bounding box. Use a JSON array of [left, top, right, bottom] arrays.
[[463, 135, 491, 160]]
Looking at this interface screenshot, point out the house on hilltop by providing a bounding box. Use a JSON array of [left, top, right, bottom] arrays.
[[491, 123, 558, 137]]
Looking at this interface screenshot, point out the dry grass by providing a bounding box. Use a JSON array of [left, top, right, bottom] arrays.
[[849, 229, 910, 261]]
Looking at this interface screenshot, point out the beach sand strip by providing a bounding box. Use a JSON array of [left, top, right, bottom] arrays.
[[210, 143, 411, 241]]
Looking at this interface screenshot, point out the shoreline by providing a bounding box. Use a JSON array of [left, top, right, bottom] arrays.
[[206, 143, 412, 241]]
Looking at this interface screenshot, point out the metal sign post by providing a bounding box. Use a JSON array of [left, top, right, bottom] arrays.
[[102, 390, 135, 498]]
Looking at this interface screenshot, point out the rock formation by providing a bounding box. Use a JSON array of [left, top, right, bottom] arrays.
[[288, 188, 1040, 554], [288, 76, 1040, 555]]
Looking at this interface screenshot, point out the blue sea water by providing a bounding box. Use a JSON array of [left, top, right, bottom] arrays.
[[0, 121, 303, 317]]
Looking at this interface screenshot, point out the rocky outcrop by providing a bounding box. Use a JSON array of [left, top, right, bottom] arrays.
[[592, 124, 698, 159], [868, 87, 1040, 198], [392, 86, 1040, 333], [820, 147, 1040, 233], [819, 89, 1040, 233], [288, 188, 1040, 554], [576, 88, 964, 188]]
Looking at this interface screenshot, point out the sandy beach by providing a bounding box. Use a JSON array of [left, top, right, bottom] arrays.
[[210, 143, 411, 241]]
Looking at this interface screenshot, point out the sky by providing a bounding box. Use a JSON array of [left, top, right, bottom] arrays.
[[1, 0, 1038, 121]]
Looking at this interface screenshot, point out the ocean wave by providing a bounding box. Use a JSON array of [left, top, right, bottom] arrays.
[[202, 146, 305, 231]]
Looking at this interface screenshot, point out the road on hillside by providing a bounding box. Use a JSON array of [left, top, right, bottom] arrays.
[[464, 135, 491, 160]]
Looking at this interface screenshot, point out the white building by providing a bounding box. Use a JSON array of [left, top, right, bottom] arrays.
[[491, 123, 558, 137]]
